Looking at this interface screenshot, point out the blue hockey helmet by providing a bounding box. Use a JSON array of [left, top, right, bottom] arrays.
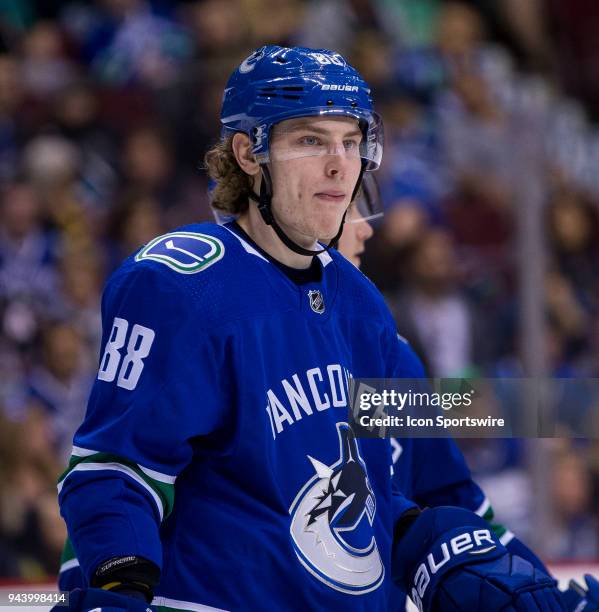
[[220, 45, 384, 171]]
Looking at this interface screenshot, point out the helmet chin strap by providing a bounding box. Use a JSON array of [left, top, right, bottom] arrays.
[[248, 164, 366, 257]]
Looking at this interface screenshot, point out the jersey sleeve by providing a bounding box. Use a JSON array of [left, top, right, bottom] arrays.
[[410, 436, 477, 503], [57, 262, 233, 582]]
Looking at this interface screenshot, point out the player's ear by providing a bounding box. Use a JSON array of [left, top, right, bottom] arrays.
[[231, 133, 260, 177]]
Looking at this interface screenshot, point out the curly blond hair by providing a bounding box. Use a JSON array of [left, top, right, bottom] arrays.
[[204, 136, 254, 216]]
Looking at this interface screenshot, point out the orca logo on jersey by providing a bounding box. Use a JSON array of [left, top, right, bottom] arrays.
[[289, 422, 384, 595], [135, 231, 225, 274], [308, 290, 325, 314]]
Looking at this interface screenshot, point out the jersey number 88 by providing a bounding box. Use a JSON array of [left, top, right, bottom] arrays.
[[97, 317, 156, 391]]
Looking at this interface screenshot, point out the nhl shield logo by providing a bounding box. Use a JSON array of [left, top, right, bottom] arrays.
[[308, 290, 325, 314]]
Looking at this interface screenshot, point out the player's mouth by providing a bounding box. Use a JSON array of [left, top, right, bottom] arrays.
[[315, 191, 346, 202]]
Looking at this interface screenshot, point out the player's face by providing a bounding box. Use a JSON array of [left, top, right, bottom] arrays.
[[336, 205, 374, 268], [268, 116, 363, 244]]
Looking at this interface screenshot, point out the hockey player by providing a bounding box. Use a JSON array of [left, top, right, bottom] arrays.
[[56, 46, 567, 611]]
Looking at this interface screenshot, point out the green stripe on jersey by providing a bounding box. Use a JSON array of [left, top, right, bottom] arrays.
[[153, 599, 227, 612], [58, 450, 175, 520], [481, 505, 508, 539]]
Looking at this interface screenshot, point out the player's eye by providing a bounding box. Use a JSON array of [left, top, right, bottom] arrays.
[[298, 135, 323, 147], [343, 139, 360, 152]]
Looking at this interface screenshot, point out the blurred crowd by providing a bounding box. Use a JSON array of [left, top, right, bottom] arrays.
[[0, 0, 598, 580]]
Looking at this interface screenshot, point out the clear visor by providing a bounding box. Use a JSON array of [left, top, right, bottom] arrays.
[[255, 111, 384, 171], [346, 173, 383, 224]]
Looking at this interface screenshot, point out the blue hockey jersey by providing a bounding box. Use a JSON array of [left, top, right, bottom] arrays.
[[57, 222, 420, 612]]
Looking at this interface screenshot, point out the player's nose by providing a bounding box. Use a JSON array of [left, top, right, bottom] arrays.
[[324, 154, 348, 178]]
